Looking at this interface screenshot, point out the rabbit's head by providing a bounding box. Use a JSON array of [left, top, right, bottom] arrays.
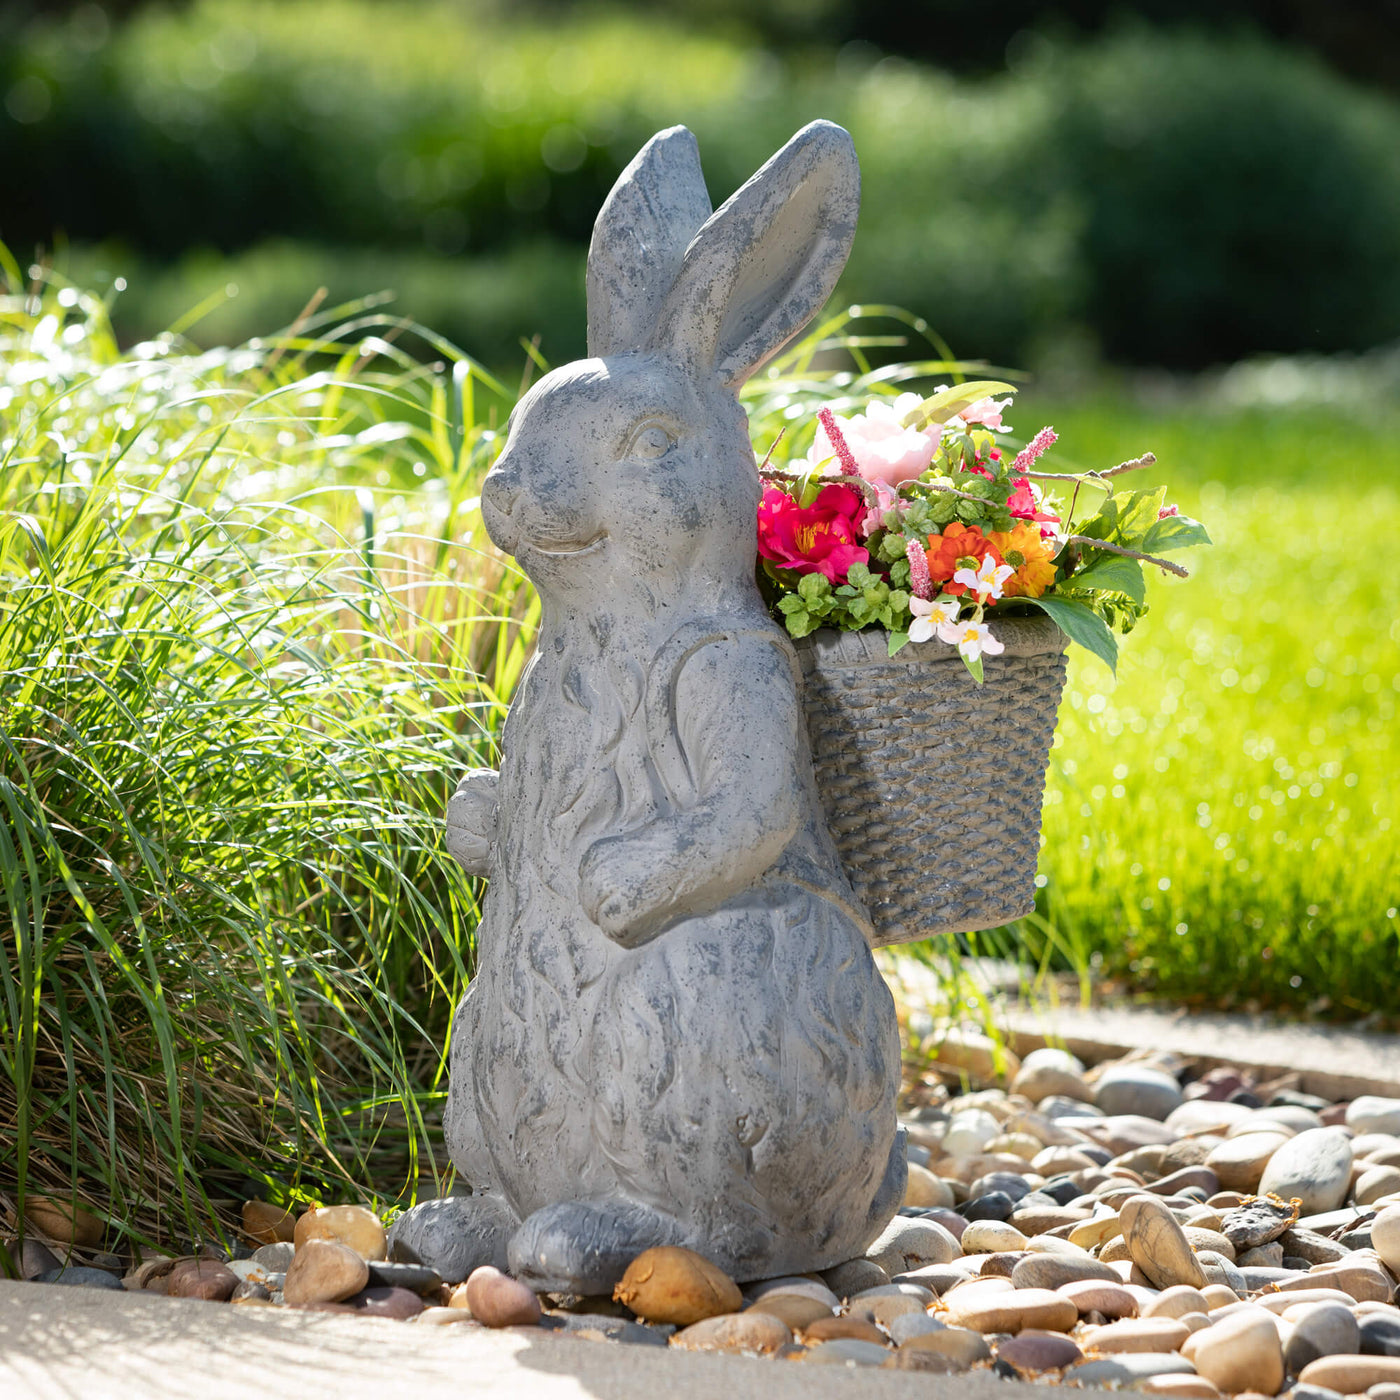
[[482, 122, 859, 604]]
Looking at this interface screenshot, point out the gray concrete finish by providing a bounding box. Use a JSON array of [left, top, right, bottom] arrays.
[[0, 1280, 1051, 1400], [430, 122, 906, 1297]]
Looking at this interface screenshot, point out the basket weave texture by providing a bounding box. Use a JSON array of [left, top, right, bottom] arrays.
[[795, 614, 1068, 947]]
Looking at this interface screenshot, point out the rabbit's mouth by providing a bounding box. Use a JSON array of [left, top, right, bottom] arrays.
[[527, 530, 609, 558]]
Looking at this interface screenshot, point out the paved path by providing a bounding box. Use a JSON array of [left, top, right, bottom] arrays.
[[0, 1280, 1042, 1400]]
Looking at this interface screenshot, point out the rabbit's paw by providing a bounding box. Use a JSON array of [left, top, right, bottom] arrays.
[[446, 767, 498, 878], [508, 1199, 686, 1294], [578, 834, 673, 947]]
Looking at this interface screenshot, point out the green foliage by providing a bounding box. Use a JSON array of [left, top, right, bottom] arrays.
[[0, 263, 529, 1245], [7, 4, 1399, 366]]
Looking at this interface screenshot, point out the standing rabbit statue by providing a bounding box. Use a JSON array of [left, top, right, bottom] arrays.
[[404, 121, 906, 1296]]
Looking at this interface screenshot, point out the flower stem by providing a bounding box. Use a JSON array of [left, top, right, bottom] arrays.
[[1062, 533, 1190, 578]]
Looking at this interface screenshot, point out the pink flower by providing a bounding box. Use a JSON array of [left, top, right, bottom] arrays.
[[1159, 504, 1180, 519], [1008, 474, 1061, 530], [757, 484, 869, 583], [905, 536, 934, 600], [808, 392, 940, 488], [959, 396, 1013, 432], [858, 480, 898, 538], [1012, 426, 1058, 475]]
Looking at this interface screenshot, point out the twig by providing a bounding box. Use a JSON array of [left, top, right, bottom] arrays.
[[757, 427, 786, 474], [1062, 534, 1190, 578], [924, 480, 991, 505], [1022, 452, 1157, 483]]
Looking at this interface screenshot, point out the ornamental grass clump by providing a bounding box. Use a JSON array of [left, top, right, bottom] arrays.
[[0, 259, 526, 1248], [754, 362, 1211, 679]]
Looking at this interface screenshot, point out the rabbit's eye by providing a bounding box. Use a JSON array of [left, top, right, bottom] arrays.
[[626, 423, 676, 461]]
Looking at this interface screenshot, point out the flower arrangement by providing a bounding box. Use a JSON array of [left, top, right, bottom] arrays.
[[754, 381, 1210, 680]]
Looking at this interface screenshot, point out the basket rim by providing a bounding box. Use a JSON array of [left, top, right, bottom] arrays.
[[793, 611, 1067, 671]]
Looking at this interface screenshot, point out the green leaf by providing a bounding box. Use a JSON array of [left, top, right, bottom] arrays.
[[1140, 512, 1212, 553], [901, 380, 1017, 431], [962, 651, 985, 684], [1027, 594, 1119, 674], [846, 561, 874, 589], [784, 610, 819, 638], [887, 630, 911, 657], [1070, 554, 1146, 604], [1076, 486, 1165, 547], [776, 594, 807, 615], [797, 572, 830, 604]]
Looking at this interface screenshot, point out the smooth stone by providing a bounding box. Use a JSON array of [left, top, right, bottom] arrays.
[[746, 1277, 839, 1308], [978, 1251, 1027, 1278], [962, 1192, 1015, 1223], [1260, 1288, 1362, 1312], [1145, 1286, 1210, 1319], [1095, 1066, 1185, 1122], [906, 1143, 931, 1168], [1012, 1048, 1091, 1102], [251, 1241, 296, 1271], [945, 1285, 1077, 1334], [802, 1339, 891, 1366], [1283, 1300, 1361, 1371], [1164, 1101, 1258, 1136], [1077, 1116, 1178, 1155], [1010, 1254, 1119, 1290], [1299, 1358, 1400, 1391], [1195, 1252, 1247, 1294], [1359, 1169, 1400, 1207], [864, 1217, 961, 1274], [231, 1279, 271, 1302], [1070, 1354, 1198, 1383], [1278, 1228, 1352, 1266], [1059, 1280, 1139, 1317], [672, 1312, 791, 1354], [748, 1294, 834, 1330], [803, 1315, 885, 1345], [225, 1259, 267, 1283], [167, 1260, 239, 1302], [241, 1201, 296, 1245], [1200, 1285, 1241, 1310], [1121, 1194, 1207, 1290], [1286, 1388, 1345, 1400], [1031, 1148, 1101, 1175], [898, 1327, 990, 1368], [386, 1195, 515, 1282], [1343, 1225, 1377, 1249], [1370, 1385, 1400, 1400], [32, 1267, 123, 1290], [23, 1197, 105, 1248], [294, 1204, 387, 1262], [845, 1292, 925, 1327], [1070, 1212, 1124, 1250], [1136, 1379, 1222, 1399], [364, 1259, 444, 1296], [1223, 1198, 1301, 1251], [1375, 1206, 1400, 1272], [903, 1163, 955, 1210], [1278, 1263, 1394, 1303], [550, 1313, 672, 1345], [1237, 1243, 1285, 1268], [997, 1329, 1082, 1372], [1207, 1133, 1289, 1194], [416, 1307, 480, 1326], [928, 1029, 1019, 1088], [1188, 1307, 1284, 1395], [1149, 1167, 1220, 1198], [820, 1258, 890, 1297], [1361, 1313, 1400, 1357], [968, 1172, 1035, 1203], [1182, 1228, 1236, 1262], [893, 1261, 979, 1294], [913, 1207, 969, 1240], [959, 1220, 1025, 1254], [1257, 1128, 1355, 1214], [347, 1285, 425, 1320], [1009, 1205, 1091, 1235], [1084, 1316, 1191, 1352], [942, 1109, 1001, 1157], [887, 1312, 945, 1344], [282, 1239, 369, 1306], [1350, 1099, 1400, 1137]]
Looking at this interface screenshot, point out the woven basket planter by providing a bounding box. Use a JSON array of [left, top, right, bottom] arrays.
[[794, 613, 1068, 947]]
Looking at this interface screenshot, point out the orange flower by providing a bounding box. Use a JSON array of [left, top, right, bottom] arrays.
[[988, 521, 1057, 598], [924, 523, 1003, 596]]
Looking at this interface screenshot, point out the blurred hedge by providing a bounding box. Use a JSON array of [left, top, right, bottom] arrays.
[[4, 0, 1400, 367]]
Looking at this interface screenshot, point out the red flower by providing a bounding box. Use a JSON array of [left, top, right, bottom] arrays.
[[757, 484, 869, 583], [1008, 474, 1060, 531], [924, 522, 1004, 597]]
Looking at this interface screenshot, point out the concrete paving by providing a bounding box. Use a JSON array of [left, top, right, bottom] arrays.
[[0, 1279, 1044, 1400]]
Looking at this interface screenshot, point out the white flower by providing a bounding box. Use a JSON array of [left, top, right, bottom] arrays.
[[935, 617, 1005, 663], [953, 554, 1015, 602], [908, 595, 960, 644]]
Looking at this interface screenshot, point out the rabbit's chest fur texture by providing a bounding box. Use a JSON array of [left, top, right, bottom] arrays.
[[466, 611, 902, 1270]]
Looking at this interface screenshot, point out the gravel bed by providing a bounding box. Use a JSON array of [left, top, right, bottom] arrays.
[[8, 1046, 1400, 1397]]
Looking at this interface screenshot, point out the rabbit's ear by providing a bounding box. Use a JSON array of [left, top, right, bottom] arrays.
[[587, 126, 714, 358], [651, 120, 859, 389]]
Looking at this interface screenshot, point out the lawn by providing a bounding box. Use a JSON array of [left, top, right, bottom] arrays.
[[1019, 393, 1400, 1021]]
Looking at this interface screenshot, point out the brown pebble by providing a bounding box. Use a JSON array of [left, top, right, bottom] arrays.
[[241, 1200, 296, 1245], [1082, 1316, 1191, 1353], [944, 1285, 1078, 1334], [671, 1312, 791, 1354], [1058, 1280, 1140, 1318], [293, 1205, 386, 1262], [613, 1246, 741, 1325], [464, 1266, 541, 1328], [446, 1282, 472, 1310], [167, 1259, 239, 1302], [899, 1327, 991, 1370], [346, 1285, 424, 1320], [803, 1315, 886, 1344], [1297, 1355, 1400, 1391], [747, 1294, 832, 1330], [997, 1329, 1083, 1372], [283, 1238, 370, 1306], [230, 1279, 271, 1303], [23, 1196, 104, 1248]]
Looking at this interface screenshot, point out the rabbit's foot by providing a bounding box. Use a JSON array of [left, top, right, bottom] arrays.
[[385, 1192, 518, 1281], [507, 1198, 687, 1294], [446, 768, 498, 878], [577, 833, 677, 946]]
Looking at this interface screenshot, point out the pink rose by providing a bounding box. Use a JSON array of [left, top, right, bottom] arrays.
[[959, 396, 1013, 432], [809, 392, 940, 488]]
